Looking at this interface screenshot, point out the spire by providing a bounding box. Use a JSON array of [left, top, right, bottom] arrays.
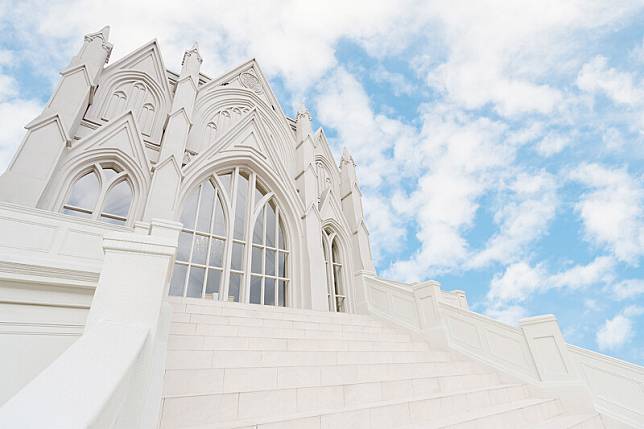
[[180, 41, 202, 81], [341, 147, 355, 165], [295, 106, 312, 143]]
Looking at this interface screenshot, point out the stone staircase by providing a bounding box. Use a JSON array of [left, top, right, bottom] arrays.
[[160, 298, 604, 429]]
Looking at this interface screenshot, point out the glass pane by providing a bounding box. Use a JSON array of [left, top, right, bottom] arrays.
[[180, 186, 199, 230], [231, 242, 245, 271], [228, 273, 241, 302], [234, 172, 248, 240], [102, 167, 119, 183], [213, 195, 226, 236], [251, 246, 263, 274], [219, 172, 232, 196], [205, 268, 222, 295], [177, 231, 193, 262], [67, 171, 100, 211], [192, 234, 208, 265], [278, 252, 287, 278], [278, 280, 286, 307], [265, 249, 275, 276], [266, 202, 276, 247], [196, 181, 215, 232], [250, 276, 262, 304], [169, 264, 187, 296], [278, 219, 287, 250], [186, 267, 205, 298], [336, 296, 345, 312], [102, 180, 132, 218], [332, 240, 340, 263], [333, 265, 342, 295], [252, 207, 264, 245], [209, 238, 225, 267], [264, 278, 275, 306]]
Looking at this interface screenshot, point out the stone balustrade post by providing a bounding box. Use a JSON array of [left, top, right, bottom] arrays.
[[413, 280, 449, 348]]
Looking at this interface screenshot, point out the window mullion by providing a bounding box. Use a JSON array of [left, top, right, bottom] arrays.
[[221, 169, 239, 302]]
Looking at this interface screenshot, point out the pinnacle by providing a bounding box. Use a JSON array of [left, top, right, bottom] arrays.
[[99, 25, 110, 40]]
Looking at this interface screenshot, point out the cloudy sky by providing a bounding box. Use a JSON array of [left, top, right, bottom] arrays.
[[1, 0, 643, 363]]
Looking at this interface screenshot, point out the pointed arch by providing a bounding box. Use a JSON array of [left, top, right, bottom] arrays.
[[178, 153, 306, 308], [44, 147, 151, 225], [321, 219, 355, 313], [189, 87, 296, 176]]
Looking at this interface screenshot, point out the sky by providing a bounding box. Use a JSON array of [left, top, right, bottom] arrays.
[[0, 0, 643, 364]]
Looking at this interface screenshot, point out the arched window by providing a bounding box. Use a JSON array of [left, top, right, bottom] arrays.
[[322, 228, 346, 312], [105, 91, 127, 120], [169, 168, 290, 306], [61, 163, 133, 225], [139, 103, 155, 136]]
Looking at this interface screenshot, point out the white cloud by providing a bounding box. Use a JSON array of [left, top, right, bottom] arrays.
[[570, 163, 644, 264], [315, 67, 418, 189], [577, 56, 644, 105], [0, 50, 14, 67], [488, 261, 545, 303], [469, 171, 558, 268], [486, 255, 614, 306], [371, 65, 415, 96], [596, 306, 643, 351], [485, 304, 528, 326], [535, 134, 572, 157], [362, 194, 406, 263], [597, 314, 633, 351], [549, 256, 615, 289], [384, 105, 513, 281], [612, 279, 644, 300], [420, 0, 641, 117], [0, 99, 43, 173]]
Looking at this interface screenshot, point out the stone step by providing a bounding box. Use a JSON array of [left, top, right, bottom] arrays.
[[171, 308, 400, 333], [165, 348, 454, 370], [525, 413, 605, 429], [165, 366, 500, 397], [167, 334, 431, 352], [164, 360, 484, 396], [160, 383, 530, 428], [169, 298, 381, 326], [170, 322, 413, 343], [396, 397, 563, 429]]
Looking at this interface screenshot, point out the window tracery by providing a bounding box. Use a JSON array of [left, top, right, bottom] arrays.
[[61, 163, 133, 225], [323, 228, 346, 312], [169, 168, 289, 306]]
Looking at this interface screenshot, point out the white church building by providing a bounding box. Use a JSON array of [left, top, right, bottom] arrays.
[[0, 27, 641, 429]]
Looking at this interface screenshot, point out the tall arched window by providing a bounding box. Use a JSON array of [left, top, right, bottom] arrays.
[[169, 168, 290, 306], [322, 228, 346, 312], [61, 163, 133, 225]]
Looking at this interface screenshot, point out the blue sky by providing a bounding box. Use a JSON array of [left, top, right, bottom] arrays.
[[0, 0, 642, 364]]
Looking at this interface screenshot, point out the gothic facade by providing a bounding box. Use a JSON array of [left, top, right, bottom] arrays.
[[0, 26, 375, 314]]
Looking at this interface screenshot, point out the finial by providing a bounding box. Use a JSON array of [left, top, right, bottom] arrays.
[[82, 25, 113, 63], [182, 41, 203, 66], [341, 147, 355, 165], [296, 105, 311, 121], [100, 25, 110, 40]]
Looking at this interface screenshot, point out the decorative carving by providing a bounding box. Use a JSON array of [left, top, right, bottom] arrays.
[[203, 105, 252, 145], [239, 71, 263, 94], [84, 32, 113, 63]]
